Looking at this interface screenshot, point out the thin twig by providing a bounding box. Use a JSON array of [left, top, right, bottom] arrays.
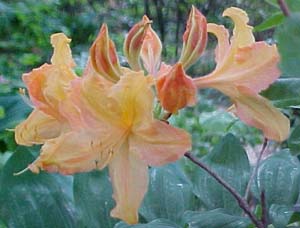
[[261, 190, 268, 228], [277, 0, 290, 17], [161, 112, 172, 122], [184, 152, 264, 228], [245, 138, 268, 200]]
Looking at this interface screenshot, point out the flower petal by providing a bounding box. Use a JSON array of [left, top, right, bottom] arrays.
[[157, 63, 197, 113], [179, 6, 207, 69], [207, 23, 230, 67], [223, 7, 254, 50], [15, 110, 64, 146], [29, 127, 125, 175], [231, 86, 290, 142], [90, 24, 122, 82], [130, 120, 191, 166], [195, 42, 280, 93], [109, 141, 148, 224]]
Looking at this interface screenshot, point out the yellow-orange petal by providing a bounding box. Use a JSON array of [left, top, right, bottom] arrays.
[[231, 86, 290, 142], [109, 141, 148, 224], [15, 110, 65, 146], [29, 127, 125, 175], [90, 24, 122, 82], [157, 63, 197, 113], [179, 6, 207, 69], [130, 120, 191, 166], [50, 33, 76, 67], [124, 15, 151, 71], [141, 24, 162, 76]]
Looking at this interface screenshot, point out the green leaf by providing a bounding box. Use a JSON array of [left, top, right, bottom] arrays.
[[140, 163, 199, 224], [268, 204, 294, 228], [262, 78, 300, 108], [186, 134, 250, 214], [254, 13, 284, 32], [73, 169, 118, 228], [288, 125, 300, 155], [0, 95, 31, 131], [114, 219, 180, 228], [182, 209, 251, 228], [252, 150, 300, 206], [276, 13, 300, 78], [0, 149, 77, 228]]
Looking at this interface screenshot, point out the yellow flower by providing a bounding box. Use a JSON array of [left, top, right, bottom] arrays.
[[193, 7, 290, 141]]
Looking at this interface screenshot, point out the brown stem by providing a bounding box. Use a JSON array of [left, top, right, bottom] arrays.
[[277, 0, 290, 17], [162, 112, 172, 121], [261, 191, 268, 227], [244, 138, 268, 200], [184, 152, 264, 228]]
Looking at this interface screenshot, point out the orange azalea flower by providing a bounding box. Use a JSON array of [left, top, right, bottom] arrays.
[[15, 24, 191, 224], [136, 6, 207, 113], [193, 7, 290, 141], [15, 33, 79, 146]]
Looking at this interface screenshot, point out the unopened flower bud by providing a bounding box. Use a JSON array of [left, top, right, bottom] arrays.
[[179, 6, 207, 69], [90, 24, 122, 82], [124, 16, 151, 71]]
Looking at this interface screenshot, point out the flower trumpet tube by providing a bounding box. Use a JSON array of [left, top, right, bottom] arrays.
[[194, 7, 290, 141]]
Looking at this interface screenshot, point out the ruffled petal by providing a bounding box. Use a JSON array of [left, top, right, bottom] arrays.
[[223, 7, 254, 50], [50, 33, 76, 67], [130, 120, 191, 166], [15, 110, 64, 146], [231, 86, 290, 142], [28, 127, 126, 175], [109, 141, 148, 224]]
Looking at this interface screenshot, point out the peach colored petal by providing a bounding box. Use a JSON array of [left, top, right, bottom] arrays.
[[179, 6, 207, 69], [207, 23, 230, 67], [109, 141, 148, 224], [124, 16, 151, 71], [231, 86, 290, 142], [90, 24, 122, 82], [141, 24, 162, 76], [157, 63, 197, 113], [50, 33, 76, 67], [29, 127, 126, 175], [130, 120, 191, 166], [195, 42, 280, 93], [15, 110, 65, 146]]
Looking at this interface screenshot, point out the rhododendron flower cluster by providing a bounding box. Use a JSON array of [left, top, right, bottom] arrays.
[[15, 6, 290, 224]]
